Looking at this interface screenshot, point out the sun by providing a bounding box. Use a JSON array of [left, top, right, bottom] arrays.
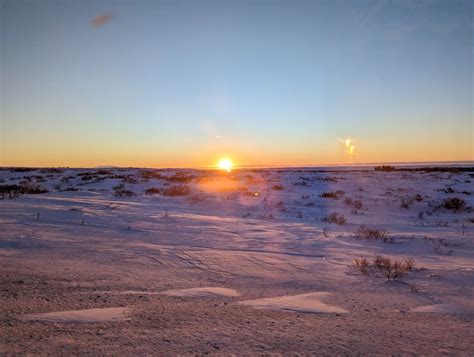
[[217, 158, 233, 172]]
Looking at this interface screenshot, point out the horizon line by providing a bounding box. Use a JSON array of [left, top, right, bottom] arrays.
[[1, 160, 473, 171]]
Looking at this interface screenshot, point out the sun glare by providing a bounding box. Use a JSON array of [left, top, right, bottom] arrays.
[[217, 158, 233, 172]]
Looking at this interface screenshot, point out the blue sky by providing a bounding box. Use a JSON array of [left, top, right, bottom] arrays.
[[1, 0, 472, 167]]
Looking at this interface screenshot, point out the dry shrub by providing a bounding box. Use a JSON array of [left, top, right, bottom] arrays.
[[354, 225, 389, 241], [353, 258, 370, 275], [441, 197, 466, 212], [324, 212, 347, 225], [11, 167, 37, 172], [344, 197, 364, 210], [140, 170, 163, 180], [354, 256, 415, 281], [373, 256, 412, 281], [414, 194, 423, 202], [145, 187, 161, 195], [96, 169, 113, 175], [113, 184, 135, 197], [0, 184, 48, 195], [186, 195, 205, 203], [40, 168, 64, 174], [164, 173, 195, 183], [374, 165, 396, 172], [161, 184, 191, 196], [62, 187, 78, 192], [353, 200, 364, 210], [0, 184, 21, 194], [79, 173, 93, 181], [320, 190, 344, 199], [404, 258, 414, 271], [275, 201, 286, 210], [122, 175, 139, 184], [400, 198, 413, 209]]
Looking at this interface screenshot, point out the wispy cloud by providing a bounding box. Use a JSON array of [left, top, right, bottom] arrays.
[[91, 13, 114, 28]]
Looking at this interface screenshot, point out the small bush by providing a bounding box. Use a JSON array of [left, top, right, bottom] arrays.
[[354, 256, 414, 281], [96, 169, 113, 175], [161, 184, 191, 196], [145, 187, 161, 195], [400, 198, 412, 209], [140, 170, 163, 180], [344, 197, 364, 210], [40, 168, 64, 174], [11, 167, 37, 172], [62, 187, 78, 192], [0, 185, 21, 194], [353, 258, 370, 275], [320, 190, 344, 199], [373, 256, 411, 281], [24, 185, 49, 194], [354, 225, 389, 241], [113, 184, 135, 197], [404, 258, 414, 271], [374, 165, 396, 172], [164, 173, 195, 183], [80, 174, 93, 181], [272, 184, 284, 190], [275, 201, 286, 210], [122, 175, 139, 184], [324, 212, 347, 225], [187, 195, 205, 203], [441, 197, 466, 212], [353, 200, 364, 210], [1, 183, 49, 195]]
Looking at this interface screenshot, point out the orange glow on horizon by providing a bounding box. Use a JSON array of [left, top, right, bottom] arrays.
[[2, 135, 472, 169]]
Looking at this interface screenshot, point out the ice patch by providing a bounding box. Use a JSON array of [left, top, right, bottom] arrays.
[[22, 307, 130, 323], [162, 287, 240, 297], [239, 292, 348, 314]]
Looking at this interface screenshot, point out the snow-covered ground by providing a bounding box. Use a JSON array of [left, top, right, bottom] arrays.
[[0, 166, 473, 355]]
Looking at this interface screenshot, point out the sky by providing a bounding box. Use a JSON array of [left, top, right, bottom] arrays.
[[1, 0, 473, 168]]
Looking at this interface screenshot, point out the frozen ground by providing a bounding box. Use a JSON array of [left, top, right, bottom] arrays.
[[0, 166, 473, 355]]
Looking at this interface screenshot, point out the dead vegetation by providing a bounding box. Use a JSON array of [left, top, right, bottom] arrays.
[[161, 184, 191, 196], [140, 170, 163, 180], [164, 173, 196, 183], [441, 197, 467, 212], [374, 165, 396, 172], [272, 184, 284, 190], [0, 183, 49, 196], [113, 184, 135, 197], [354, 256, 414, 281], [144, 187, 161, 195], [354, 225, 391, 242], [324, 212, 347, 225], [320, 190, 344, 199], [344, 197, 364, 210], [424, 237, 454, 255]]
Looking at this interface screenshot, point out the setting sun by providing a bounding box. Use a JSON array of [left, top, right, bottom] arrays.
[[217, 158, 233, 172]]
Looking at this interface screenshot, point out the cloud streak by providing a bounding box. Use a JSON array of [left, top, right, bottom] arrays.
[[91, 13, 114, 28]]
